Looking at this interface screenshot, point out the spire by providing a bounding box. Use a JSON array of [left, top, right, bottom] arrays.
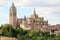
[[24, 16, 26, 21], [33, 9, 37, 16], [34, 9, 36, 14], [31, 9, 38, 18], [11, 0, 15, 8], [12, 3, 14, 6], [10, 2, 16, 11], [11, 2, 15, 8]]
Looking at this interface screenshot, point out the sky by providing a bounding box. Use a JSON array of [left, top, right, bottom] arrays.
[[0, 0, 60, 26]]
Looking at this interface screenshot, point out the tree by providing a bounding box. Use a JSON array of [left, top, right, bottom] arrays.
[[2, 24, 14, 37], [17, 34, 23, 40]]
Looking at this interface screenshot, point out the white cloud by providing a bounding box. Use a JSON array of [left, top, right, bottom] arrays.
[[0, 0, 9, 6], [13, 0, 60, 7], [42, 0, 60, 4], [35, 7, 60, 25], [36, 7, 60, 14], [0, 13, 9, 25], [0, 0, 10, 10], [0, 0, 60, 7]]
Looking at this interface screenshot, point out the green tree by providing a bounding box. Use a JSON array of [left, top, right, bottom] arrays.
[[17, 34, 23, 40], [2, 24, 14, 37]]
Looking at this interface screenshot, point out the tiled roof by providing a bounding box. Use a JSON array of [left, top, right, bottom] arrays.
[[43, 25, 60, 30]]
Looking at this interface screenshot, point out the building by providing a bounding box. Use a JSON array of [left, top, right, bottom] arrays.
[[41, 25, 60, 34], [9, 3, 48, 30]]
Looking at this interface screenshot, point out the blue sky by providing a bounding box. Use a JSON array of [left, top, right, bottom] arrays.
[[0, 0, 60, 26]]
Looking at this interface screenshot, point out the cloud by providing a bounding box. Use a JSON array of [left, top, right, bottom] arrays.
[[0, 0, 60, 7], [0, 0, 9, 6], [35, 7, 60, 25], [36, 7, 55, 16], [13, 0, 60, 7], [0, 13, 9, 25], [0, 0, 10, 10]]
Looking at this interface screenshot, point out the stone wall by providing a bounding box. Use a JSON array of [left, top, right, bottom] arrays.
[[0, 36, 17, 40]]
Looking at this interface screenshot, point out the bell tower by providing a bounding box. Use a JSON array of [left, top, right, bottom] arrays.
[[9, 3, 17, 27]]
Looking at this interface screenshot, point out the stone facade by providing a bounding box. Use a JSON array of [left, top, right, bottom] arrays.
[[9, 3, 48, 30]]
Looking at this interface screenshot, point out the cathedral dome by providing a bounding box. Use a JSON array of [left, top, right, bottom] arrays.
[[31, 9, 38, 18]]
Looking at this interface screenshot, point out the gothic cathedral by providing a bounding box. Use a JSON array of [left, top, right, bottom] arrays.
[[9, 3, 48, 30]]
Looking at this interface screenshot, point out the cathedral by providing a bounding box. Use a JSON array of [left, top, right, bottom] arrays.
[[9, 3, 48, 30]]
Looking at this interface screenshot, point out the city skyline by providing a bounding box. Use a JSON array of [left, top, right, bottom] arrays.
[[0, 0, 60, 26]]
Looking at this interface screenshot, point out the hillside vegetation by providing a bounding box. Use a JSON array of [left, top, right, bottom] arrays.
[[0, 24, 60, 40]]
